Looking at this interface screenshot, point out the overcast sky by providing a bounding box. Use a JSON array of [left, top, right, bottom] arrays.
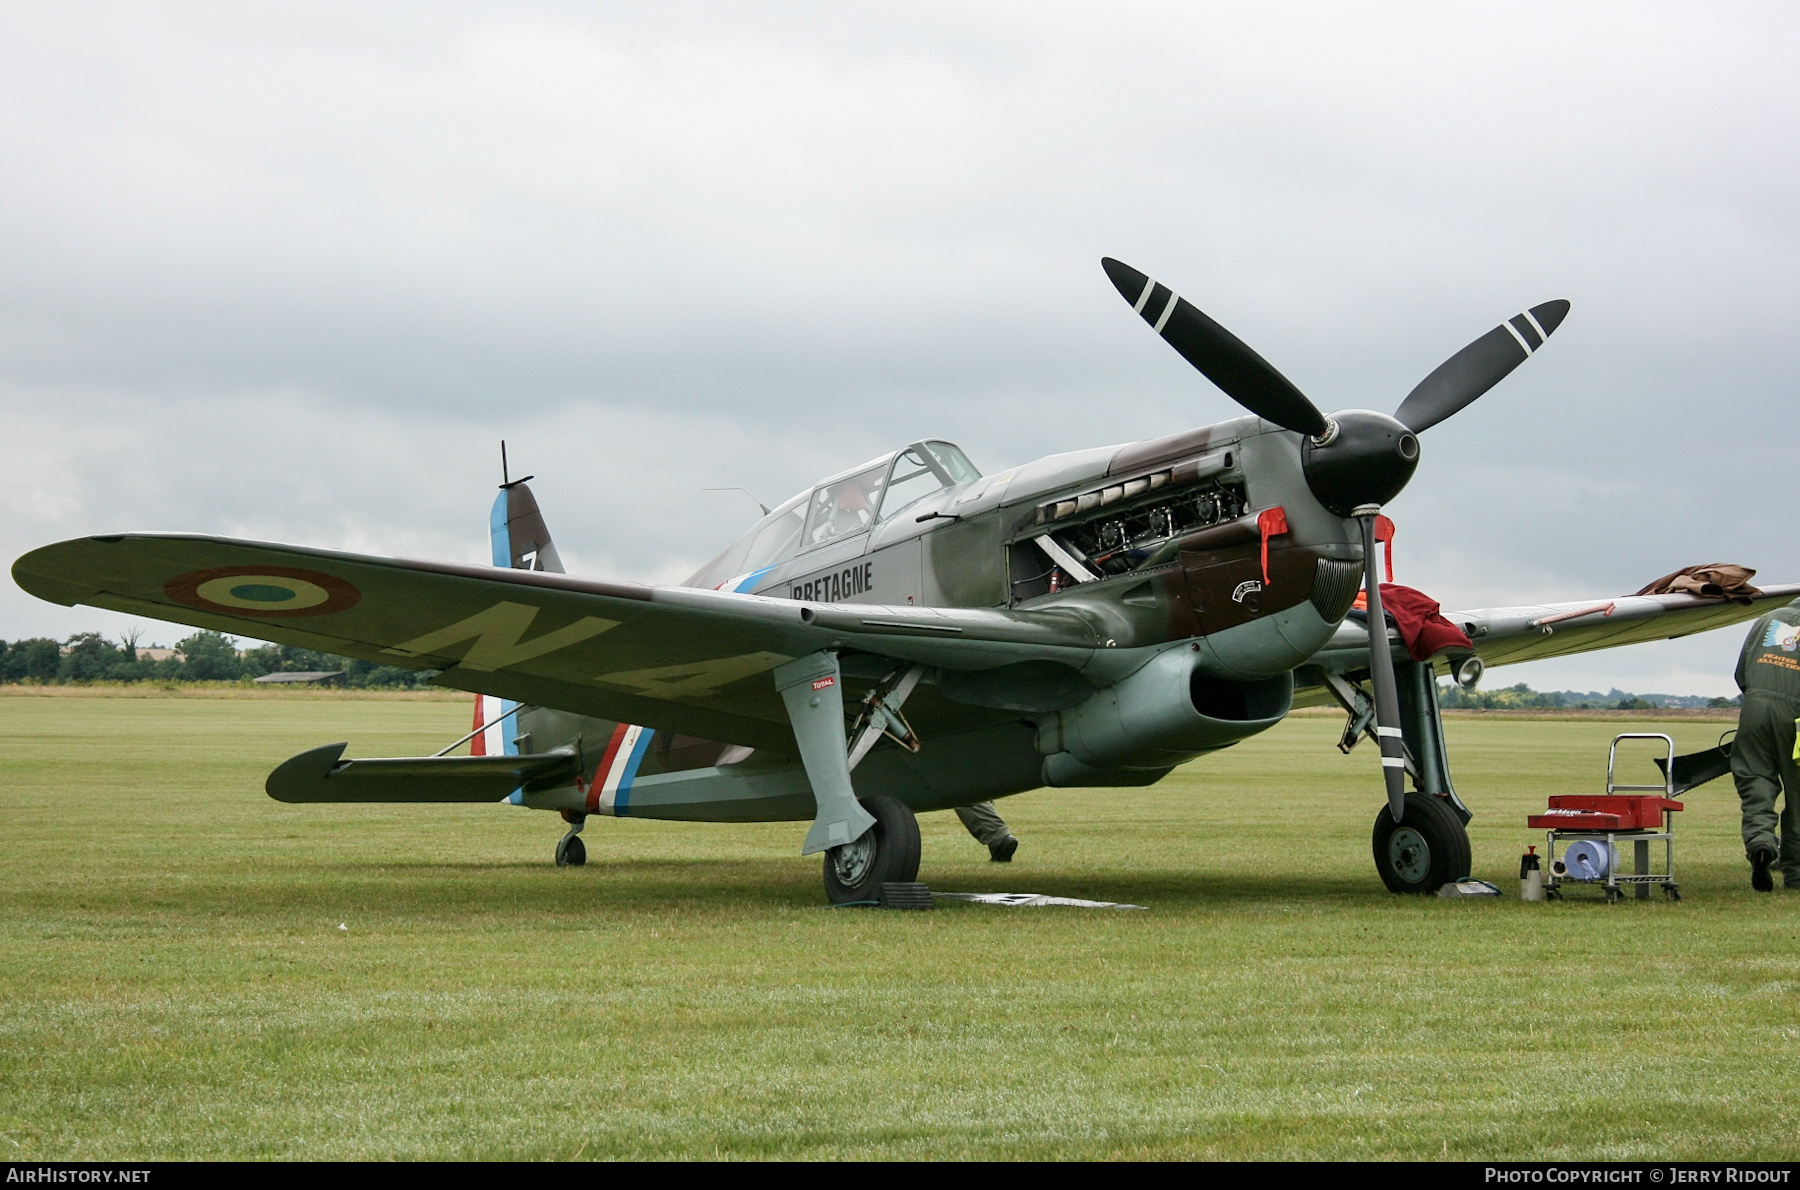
[[3, 1, 1795, 695]]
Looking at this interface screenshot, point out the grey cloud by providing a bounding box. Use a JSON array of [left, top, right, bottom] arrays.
[[2, 1, 1796, 693]]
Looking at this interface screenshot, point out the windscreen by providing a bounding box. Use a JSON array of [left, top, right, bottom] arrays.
[[879, 447, 945, 521], [878, 442, 983, 521], [924, 441, 981, 484]]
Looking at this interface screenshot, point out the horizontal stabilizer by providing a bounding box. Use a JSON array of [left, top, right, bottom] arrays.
[[1654, 743, 1734, 795], [266, 742, 581, 803]]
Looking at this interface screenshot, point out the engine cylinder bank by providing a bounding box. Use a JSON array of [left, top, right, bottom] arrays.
[[1040, 647, 1292, 782]]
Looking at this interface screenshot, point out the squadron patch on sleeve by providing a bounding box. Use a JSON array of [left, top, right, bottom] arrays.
[[1763, 619, 1800, 653], [165, 566, 361, 618]]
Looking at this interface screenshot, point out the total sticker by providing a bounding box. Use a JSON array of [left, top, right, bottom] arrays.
[[811, 677, 836, 691]]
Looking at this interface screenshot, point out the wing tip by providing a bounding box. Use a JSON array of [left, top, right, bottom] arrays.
[[11, 541, 97, 607], [265, 741, 350, 802]]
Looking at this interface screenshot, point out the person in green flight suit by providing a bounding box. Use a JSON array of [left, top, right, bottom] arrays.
[[1731, 595, 1800, 891]]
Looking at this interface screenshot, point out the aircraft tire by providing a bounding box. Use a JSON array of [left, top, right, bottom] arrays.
[[556, 835, 587, 867], [1371, 792, 1470, 894], [822, 795, 921, 905]]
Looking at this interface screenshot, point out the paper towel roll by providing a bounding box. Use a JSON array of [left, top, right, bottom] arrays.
[[1563, 839, 1615, 882]]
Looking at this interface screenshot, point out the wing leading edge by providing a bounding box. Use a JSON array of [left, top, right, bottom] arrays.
[[1296, 583, 1800, 706]]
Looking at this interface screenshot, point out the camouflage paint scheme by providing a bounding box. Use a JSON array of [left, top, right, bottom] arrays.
[[16, 257, 1800, 872], [15, 414, 1795, 832]]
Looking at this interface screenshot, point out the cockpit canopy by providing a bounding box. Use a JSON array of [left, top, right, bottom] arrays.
[[689, 441, 980, 589]]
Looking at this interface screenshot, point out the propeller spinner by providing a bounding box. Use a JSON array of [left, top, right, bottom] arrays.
[[1102, 257, 1568, 819]]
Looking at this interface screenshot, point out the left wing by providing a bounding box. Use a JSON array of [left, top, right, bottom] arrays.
[[1297, 583, 1799, 705], [1440, 587, 1799, 668], [13, 533, 1105, 752]]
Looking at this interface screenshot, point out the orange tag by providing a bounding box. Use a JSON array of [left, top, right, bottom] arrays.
[[1256, 506, 1289, 585], [1374, 515, 1395, 582]]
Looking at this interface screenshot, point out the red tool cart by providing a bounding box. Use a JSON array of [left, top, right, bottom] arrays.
[[1530, 733, 1684, 903]]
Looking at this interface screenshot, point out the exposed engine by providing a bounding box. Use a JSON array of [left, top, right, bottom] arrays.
[[1009, 467, 1249, 602], [1057, 478, 1249, 577]]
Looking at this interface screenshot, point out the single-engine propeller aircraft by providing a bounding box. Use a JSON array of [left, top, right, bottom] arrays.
[[15, 259, 1794, 900]]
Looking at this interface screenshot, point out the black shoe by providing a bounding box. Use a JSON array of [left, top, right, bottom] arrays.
[[989, 837, 1018, 863], [1751, 846, 1774, 892]]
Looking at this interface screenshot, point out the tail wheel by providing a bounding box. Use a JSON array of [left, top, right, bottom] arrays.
[[823, 794, 921, 904], [1371, 791, 1470, 894], [555, 834, 586, 867]]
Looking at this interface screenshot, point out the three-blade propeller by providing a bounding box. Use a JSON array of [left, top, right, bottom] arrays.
[[1102, 257, 1568, 821]]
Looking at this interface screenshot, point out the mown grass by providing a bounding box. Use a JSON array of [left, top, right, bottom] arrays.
[[0, 694, 1795, 1160]]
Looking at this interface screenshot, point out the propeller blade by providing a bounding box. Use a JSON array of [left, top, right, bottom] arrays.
[[1357, 513, 1409, 822], [1102, 257, 1330, 437], [1393, 300, 1570, 433]]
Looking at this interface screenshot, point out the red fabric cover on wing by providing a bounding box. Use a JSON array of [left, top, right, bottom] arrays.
[[1352, 583, 1474, 662]]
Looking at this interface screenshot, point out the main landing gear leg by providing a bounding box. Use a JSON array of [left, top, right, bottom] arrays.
[[1371, 659, 1472, 892], [555, 809, 587, 867], [1395, 658, 1472, 825], [774, 651, 919, 905], [1335, 659, 1472, 893]]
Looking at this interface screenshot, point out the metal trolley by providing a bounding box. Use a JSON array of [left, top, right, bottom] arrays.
[[1541, 733, 1683, 903]]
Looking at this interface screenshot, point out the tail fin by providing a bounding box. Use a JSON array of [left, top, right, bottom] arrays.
[[481, 452, 662, 809], [476, 458, 562, 777], [490, 480, 564, 573]]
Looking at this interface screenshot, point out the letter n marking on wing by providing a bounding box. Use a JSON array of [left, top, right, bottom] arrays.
[[383, 601, 618, 671], [597, 651, 791, 699]]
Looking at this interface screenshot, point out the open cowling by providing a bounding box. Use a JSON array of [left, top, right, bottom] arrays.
[[1102, 256, 1568, 818]]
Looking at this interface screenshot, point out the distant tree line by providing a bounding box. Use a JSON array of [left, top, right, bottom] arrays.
[[1438, 681, 1738, 711], [0, 630, 436, 688]]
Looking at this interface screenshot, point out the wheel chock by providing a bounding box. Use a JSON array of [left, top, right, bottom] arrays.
[[878, 882, 934, 910]]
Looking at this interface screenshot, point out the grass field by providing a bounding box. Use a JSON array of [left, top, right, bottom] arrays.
[[1, 691, 1795, 1160]]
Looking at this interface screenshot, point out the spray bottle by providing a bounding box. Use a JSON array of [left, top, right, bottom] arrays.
[[1520, 845, 1545, 902]]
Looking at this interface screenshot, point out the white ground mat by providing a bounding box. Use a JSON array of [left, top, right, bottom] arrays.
[[933, 892, 1147, 910]]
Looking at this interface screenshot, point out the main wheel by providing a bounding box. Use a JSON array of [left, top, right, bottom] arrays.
[[1371, 792, 1471, 894], [823, 795, 921, 905], [556, 834, 587, 867]]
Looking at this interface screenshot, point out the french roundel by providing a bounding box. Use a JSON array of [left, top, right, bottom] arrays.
[[164, 566, 360, 618]]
